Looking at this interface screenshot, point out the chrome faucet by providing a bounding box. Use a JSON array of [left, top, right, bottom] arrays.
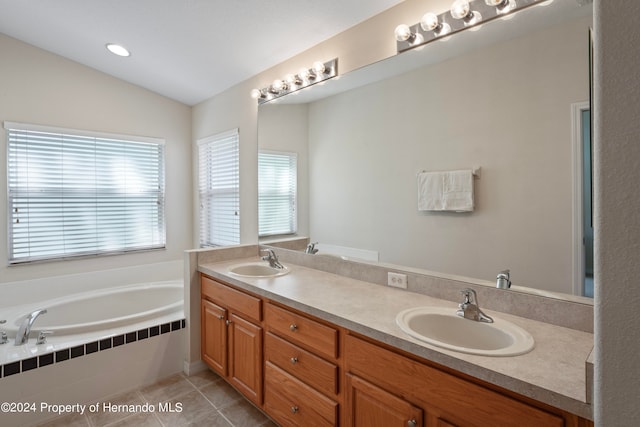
[[0, 320, 7, 344], [15, 308, 47, 345], [305, 242, 318, 254], [261, 249, 284, 269], [456, 289, 493, 323], [496, 269, 511, 289]]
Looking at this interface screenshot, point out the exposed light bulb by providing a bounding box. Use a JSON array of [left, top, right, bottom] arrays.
[[420, 13, 439, 31], [298, 67, 311, 81], [312, 61, 326, 75], [394, 24, 413, 42], [270, 79, 286, 93], [420, 12, 452, 36], [485, 0, 516, 14], [450, 0, 470, 19], [285, 74, 300, 86], [250, 89, 263, 99], [450, 0, 481, 26]]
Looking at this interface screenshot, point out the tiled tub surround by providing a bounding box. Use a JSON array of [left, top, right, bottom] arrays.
[[197, 251, 594, 420], [0, 318, 185, 379], [0, 278, 186, 427], [0, 280, 184, 367]]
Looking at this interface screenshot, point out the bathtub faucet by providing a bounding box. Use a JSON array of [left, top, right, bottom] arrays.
[[15, 308, 47, 345]]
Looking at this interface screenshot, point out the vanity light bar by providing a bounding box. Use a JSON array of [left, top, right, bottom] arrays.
[[396, 0, 547, 53], [250, 58, 338, 105]]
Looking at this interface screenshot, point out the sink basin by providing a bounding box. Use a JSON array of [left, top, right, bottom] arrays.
[[396, 306, 534, 357], [228, 262, 289, 278]]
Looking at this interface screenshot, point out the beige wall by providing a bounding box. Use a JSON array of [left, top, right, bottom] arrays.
[[0, 34, 193, 284], [594, 0, 640, 425]]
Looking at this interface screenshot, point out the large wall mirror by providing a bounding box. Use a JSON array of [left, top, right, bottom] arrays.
[[258, 0, 593, 301]]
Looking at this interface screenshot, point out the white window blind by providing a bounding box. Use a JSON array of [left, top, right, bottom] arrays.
[[5, 122, 166, 264], [198, 129, 240, 247], [258, 150, 297, 237]]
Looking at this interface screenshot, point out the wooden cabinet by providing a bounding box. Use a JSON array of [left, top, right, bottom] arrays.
[[345, 334, 567, 427], [264, 302, 340, 427], [201, 275, 263, 406], [264, 362, 338, 427], [346, 373, 423, 427], [200, 272, 592, 427], [201, 299, 227, 374]]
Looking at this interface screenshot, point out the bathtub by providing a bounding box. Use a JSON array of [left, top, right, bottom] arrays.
[[4, 281, 183, 336], [0, 280, 185, 379]]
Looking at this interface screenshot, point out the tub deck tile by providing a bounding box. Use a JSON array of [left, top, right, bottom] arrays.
[[39, 353, 54, 367], [71, 345, 84, 358], [1, 317, 185, 380], [86, 341, 99, 354]]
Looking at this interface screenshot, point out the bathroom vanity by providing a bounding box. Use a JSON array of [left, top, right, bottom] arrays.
[[197, 255, 593, 427]]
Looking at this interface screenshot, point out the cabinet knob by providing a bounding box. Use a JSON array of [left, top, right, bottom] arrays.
[[407, 419, 417, 427], [290, 357, 298, 364], [225, 320, 232, 326], [217, 315, 224, 320], [291, 406, 299, 414], [289, 324, 298, 332]]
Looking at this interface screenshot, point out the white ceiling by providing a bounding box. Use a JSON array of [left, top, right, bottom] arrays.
[[0, 0, 405, 106]]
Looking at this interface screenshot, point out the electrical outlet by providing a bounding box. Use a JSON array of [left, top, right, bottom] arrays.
[[387, 272, 408, 289]]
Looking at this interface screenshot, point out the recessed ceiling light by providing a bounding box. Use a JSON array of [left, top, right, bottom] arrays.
[[106, 43, 131, 57]]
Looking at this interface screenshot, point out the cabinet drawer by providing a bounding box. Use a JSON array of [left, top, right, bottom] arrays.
[[345, 335, 564, 427], [266, 303, 338, 359], [201, 275, 261, 322], [265, 332, 338, 396], [264, 362, 338, 427]]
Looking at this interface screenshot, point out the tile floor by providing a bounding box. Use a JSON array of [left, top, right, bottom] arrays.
[[40, 369, 277, 427]]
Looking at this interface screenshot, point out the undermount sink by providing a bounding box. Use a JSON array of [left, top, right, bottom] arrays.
[[396, 306, 534, 357], [228, 262, 289, 278]]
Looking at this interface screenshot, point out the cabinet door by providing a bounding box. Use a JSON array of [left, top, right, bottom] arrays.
[[346, 373, 423, 427], [201, 299, 227, 376], [265, 362, 338, 427], [229, 313, 263, 405]]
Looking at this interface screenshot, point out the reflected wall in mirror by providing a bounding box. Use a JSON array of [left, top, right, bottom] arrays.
[[258, 0, 593, 298]]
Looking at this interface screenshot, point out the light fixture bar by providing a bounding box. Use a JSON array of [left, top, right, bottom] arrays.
[[251, 58, 338, 105], [396, 0, 546, 53]]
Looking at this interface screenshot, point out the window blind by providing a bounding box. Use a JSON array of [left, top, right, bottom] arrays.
[[258, 150, 297, 237], [5, 122, 166, 264], [198, 129, 240, 247]]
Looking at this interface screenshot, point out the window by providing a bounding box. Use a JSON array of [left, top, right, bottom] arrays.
[[258, 150, 297, 236], [5, 122, 165, 264], [198, 129, 240, 247]]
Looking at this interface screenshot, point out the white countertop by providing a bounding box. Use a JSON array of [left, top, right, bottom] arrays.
[[199, 257, 593, 420]]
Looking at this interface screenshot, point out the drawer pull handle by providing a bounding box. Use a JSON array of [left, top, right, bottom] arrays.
[[289, 324, 298, 332], [291, 406, 299, 414], [290, 357, 298, 364], [407, 419, 417, 427]]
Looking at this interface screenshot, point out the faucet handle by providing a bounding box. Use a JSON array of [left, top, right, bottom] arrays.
[[460, 288, 476, 304], [0, 320, 7, 345], [496, 269, 512, 289], [36, 330, 53, 345]]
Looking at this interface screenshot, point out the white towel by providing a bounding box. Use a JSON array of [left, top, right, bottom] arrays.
[[417, 169, 474, 212]]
